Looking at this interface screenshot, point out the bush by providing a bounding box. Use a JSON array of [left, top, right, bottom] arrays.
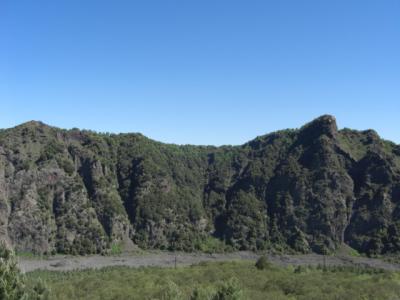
[[294, 265, 307, 274], [0, 243, 49, 300], [161, 280, 184, 300], [195, 237, 231, 254], [190, 278, 243, 300], [213, 278, 243, 300], [29, 279, 50, 300], [255, 255, 271, 270], [61, 158, 75, 175], [0, 244, 27, 299], [110, 242, 122, 255], [190, 286, 215, 300]]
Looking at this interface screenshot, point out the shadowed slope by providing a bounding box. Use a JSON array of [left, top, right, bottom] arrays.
[[0, 116, 399, 256]]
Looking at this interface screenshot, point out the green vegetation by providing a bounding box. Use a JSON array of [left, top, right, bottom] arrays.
[[0, 245, 26, 299], [25, 261, 400, 300], [0, 244, 49, 299], [109, 241, 123, 255], [339, 244, 362, 258], [1, 116, 400, 257], [194, 237, 232, 254], [255, 255, 271, 270]]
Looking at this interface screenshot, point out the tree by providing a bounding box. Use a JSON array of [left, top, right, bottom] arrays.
[[0, 244, 27, 299], [255, 255, 271, 270], [0, 243, 49, 300]]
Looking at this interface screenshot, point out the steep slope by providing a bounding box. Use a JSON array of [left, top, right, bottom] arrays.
[[0, 116, 399, 256]]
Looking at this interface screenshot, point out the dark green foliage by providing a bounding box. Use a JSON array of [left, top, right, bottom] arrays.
[[255, 255, 271, 270], [0, 115, 400, 256], [0, 244, 49, 299], [38, 141, 65, 162], [0, 244, 27, 299], [223, 191, 268, 250], [59, 158, 75, 175], [213, 278, 243, 300], [29, 279, 50, 300], [194, 237, 231, 254]]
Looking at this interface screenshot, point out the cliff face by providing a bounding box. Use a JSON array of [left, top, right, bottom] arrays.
[[0, 116, 399, 255]]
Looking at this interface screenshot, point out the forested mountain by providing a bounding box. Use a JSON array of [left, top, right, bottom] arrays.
[[0, 115, 399, 256]]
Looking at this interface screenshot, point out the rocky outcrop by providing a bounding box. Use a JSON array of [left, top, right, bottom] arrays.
[[0, 116, 399, 255]]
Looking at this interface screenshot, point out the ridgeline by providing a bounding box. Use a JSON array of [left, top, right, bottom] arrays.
[[0, 115, 399, 256]]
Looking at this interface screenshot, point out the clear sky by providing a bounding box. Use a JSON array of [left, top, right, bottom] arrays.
[[1, 0, 399, 145]]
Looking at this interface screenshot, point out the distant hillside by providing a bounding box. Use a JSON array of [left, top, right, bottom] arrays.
[[0, 115, 399, 256]]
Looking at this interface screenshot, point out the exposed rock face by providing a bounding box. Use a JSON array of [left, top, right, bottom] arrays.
[[0, 116, 399, 255]]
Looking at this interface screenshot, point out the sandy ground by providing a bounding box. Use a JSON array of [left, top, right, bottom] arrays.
[[18, 251, 400, 273]]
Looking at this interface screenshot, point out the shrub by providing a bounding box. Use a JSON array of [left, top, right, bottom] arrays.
[[255, 255, 271, 270], [195, 237, 230, 254], [161, 280, 183, 300], [0, 243, 49, 300], [0, 244, 27, 299], [213, 278, 243, 300], [61, 159, 75, 175], [294, 265, 307, 274], [190, 286, 215, 300], [110, 242, 122, 255], [29, 279, 50, 300]]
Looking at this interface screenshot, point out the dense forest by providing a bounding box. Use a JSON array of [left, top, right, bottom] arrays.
[[0, 115, 399, 256]]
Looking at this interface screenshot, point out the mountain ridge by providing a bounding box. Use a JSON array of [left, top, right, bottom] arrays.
[[6, 115, 398, 148], [0, 115, 399, 256]]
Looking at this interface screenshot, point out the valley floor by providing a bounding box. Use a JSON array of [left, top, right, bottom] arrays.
[[18, 251, 400, 273], [25, 260, 400, 300]]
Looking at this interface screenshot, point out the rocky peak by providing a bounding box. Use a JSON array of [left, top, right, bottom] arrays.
[[20, 120, 49, 128], [13, 121, 52, 135], [298, 115, 338, 142]]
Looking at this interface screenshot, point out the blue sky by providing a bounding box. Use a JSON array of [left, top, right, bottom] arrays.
[[1, 0, 399, 145]]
